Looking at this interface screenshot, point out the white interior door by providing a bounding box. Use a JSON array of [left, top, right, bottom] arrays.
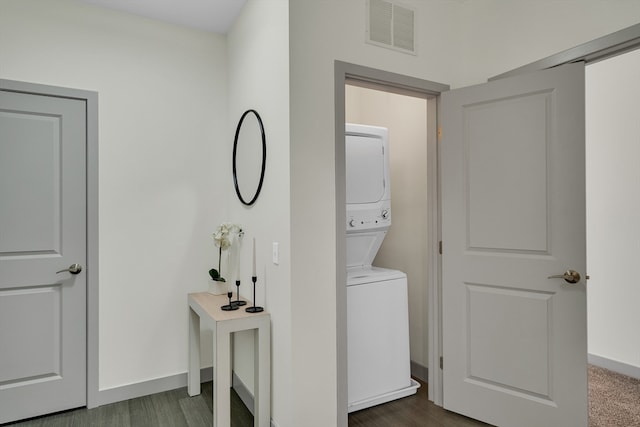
[[0, 89, 87, 423], [441, 62, 587, 427]]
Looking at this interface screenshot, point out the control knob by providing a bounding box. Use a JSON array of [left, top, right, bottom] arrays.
[[381, 209, 389, 219], [348, 219, 356, 227]]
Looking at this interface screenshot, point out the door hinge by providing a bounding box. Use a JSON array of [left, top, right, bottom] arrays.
[[438, 241, 443, 255], [437, 127, 442, 140], [440, 356, 443, 370]]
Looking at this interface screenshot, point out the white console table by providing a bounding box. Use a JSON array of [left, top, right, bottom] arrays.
[[188, 292, 271, 427]]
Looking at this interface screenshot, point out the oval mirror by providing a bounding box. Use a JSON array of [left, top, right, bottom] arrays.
[[233, 109, 266, 206]]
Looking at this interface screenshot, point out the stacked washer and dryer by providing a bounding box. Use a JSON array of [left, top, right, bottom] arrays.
[[345, 124, 420, 413]]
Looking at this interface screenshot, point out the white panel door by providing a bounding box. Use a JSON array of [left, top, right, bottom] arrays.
[[0, 90, 87, 423], [441, 62, 587, 427]]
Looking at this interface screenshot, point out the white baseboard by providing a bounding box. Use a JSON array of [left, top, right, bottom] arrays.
[[97, 368, 278, 427], [96, 367, 213, 407], [231, 373, 279, 427], [589, 353, 640, 380], [232, 372, 254, 415]]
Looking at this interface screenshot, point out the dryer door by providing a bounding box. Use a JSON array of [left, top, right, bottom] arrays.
[[346, 134, 385, 204]]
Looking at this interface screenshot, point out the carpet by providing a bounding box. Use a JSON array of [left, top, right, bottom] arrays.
[[589, 364, 640, 427]]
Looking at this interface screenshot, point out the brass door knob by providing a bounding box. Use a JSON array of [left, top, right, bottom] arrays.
[[548, 269, 581, 284], [56, 263, 83, 275]]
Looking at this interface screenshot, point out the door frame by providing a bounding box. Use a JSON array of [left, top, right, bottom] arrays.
[[0, 79, 99, 409], [490, 23, 640, 82], [334, 61, 448, 424]]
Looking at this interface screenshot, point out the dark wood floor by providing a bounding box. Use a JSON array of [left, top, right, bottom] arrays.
[[349, 379, 491, 427], [3, 381, 253, 427], [4, 378, 488, 427]]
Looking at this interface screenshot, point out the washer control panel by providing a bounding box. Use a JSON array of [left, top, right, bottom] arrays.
[[347, 205, 391, 231]]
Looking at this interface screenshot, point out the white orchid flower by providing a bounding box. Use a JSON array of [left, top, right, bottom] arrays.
[[210, 223, 243, 282]]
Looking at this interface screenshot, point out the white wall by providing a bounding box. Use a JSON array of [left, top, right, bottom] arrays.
[[289, 1, 640, 425], [226, 1, 292, 425], [586, 48, 640, 371], [289, 2, 461, 423], [0, 0, 293, 420], [3, 0, 640, 424], [454, 0, 640, 87], [0, 0, 228, 390], [345, 85, 429, 369]]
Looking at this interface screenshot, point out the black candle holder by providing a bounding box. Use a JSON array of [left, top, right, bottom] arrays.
[[221, 291, 238, 311], [232, 280, 247, 307], [245, 276, 263, 313]]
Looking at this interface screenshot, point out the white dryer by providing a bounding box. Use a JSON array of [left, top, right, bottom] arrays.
[[345, 124, 419, 413]]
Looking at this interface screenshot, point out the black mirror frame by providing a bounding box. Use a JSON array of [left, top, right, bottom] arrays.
[[232, 109, 266, 206]]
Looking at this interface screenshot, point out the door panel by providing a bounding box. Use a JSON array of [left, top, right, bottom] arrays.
[[466, 91, 550, 253], [466, 285, 553, 398], [1, 286, 62, 383], [0, 90, 87, 423], [0, 111, 62, 254], [441, 62, 587, 427]]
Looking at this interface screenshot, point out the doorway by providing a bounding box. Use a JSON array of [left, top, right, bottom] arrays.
[[344, 82, 430, 380], [433, 27, 640, 427], [334, 61, 448, 424], [584, 47, 640, 425], [586, 47, 640, 378]]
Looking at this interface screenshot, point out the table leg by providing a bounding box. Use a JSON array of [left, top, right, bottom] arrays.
[[254, 319, 271, 427], [214, 325, 231, 427], [230, 333, 235, 386], [188, 307, 201, 396]]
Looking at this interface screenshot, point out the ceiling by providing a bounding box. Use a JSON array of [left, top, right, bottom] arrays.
[[81, 0, 247, 34]]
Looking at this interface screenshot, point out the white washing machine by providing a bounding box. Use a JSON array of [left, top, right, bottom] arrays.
[[345, 124, 419, 413]]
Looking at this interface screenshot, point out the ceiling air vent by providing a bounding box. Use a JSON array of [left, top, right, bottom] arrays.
[[367, 0, 416, 55]]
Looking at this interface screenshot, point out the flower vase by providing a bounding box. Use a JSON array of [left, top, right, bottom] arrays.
[[207, 279, 227, 295]]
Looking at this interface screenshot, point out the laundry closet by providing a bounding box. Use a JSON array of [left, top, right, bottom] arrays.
[[345, 83, 429, 408]]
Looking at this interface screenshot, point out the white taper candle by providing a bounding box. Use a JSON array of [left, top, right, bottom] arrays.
[[252, 237, 256, 277], [227, 250, 232, 292], [236, 234, 241, 279]]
